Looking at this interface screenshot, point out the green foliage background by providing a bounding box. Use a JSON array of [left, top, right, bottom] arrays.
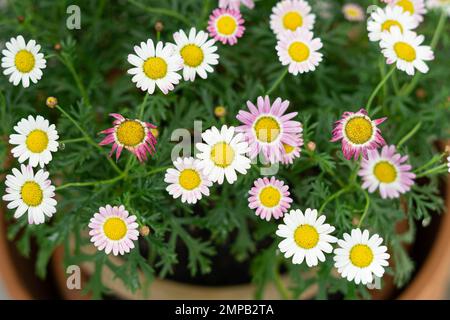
[[0, 0, 449, 299]]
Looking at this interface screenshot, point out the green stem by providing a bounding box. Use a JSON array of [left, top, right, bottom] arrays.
[[273, 265, 290, 300], [319, 185, 354, 213], [397, 121, 422, 148], [127, 0, 191, 25], [415, 163, 448, 178], [130, 166, 171, 180], [56, 173, 126, 191], [58, 54, 91, 107], [358, 189, 371, 228], [266, 68, 288, 96], [138, 93, 150, 119], [366, 66, 396, 114], [59, 137, 87, 145], [156, 31, 161, 42], [414, 152, 446, 173]]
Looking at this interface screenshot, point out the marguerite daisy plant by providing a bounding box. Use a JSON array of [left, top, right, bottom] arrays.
[[390, 0, 427, 23], [380, 27, 434, 76], [89, 205, 139, 256], [173, 28, 219, 81], [208, 8, 245, 46], [1, 35, 46, 88], [331, 109, 387, 160], [270, 0, 316, 37], [2, 165, 56, 225], [359, 145, 416, 199], [219, 0, 255, 10], [164, 157, 213, 204], [276, 208, 337, 267], [99, 113, 157, 162], [367, 6, 418, 42], [276, 29, 323, 75], [127, 39, 182, 94], [342, 3, 365, 22], [9, 115, 59, 168], [248, 177, 292, 221], [281, 138, 303, 165], [196, 125, 251, 185], [334, 229, 390, 285]]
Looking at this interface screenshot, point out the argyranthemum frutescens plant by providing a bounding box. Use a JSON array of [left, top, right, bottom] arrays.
[[0, 0, 449, 299]]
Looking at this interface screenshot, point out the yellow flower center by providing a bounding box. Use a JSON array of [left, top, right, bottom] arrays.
[[210, 142, 235, 168], [259, 186, 281, 208], [346, 8, 361, 18], [288, 41, 310, 63], [180, 44, 204, 67], [26, 129, 49, 153], [178, 169, 201, 190], [217, 15, 237, 35], [294, 224, 319, 249], [349, 244, 374, 268], [344, 117, 373, 145], [15, 50, 35, 73], [283, 11, 303, 30], [254, 116, 281, 143], [396, 0, 415, 14], [394, 41, 416, 62], [283, 143, 295, 154], [116, 120, 146, 147], [143, 57, 167, 79], [373, 161, 397, 183], [381, 20, 403, 33], [103, 217, 127, 241], [21, 181, 43, 207]]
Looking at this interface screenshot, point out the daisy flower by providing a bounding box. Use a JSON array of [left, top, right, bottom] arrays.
[[99, 113, 157, 162], [331, 109, 387, 160], [196, 125, 251, 185], [276, 29, 323, 75], [127, 39, 182, 94], [9, 115, 59, 168], [276, 208, 337, 267], [248, 177, 293, 221], [270, 0, 316, 36], [219, 0, 255, 10], [342, 3, 365, 22], [236, 96, 302, 164], [1, 35, 46, 88], [427, 0, 450, 16], [173, 28, 219, 81], [380, 27, 434, 76], [359, 145, 416, 199], [164, 157, 213, 204], [88, 205, 139, 256], [390, 0, 427, 23], [447, 155, 450, 172], [367, 6, 418, 42], [207, 8, 245, 46], [281, 137, 303, 165], [334, 229, 390, 285], [2, 164, 56, 225]]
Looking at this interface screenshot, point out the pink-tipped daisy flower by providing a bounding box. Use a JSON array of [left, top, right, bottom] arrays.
[[99, 113, 157, 162], [248, 176, 293, 221], [358, 145, 416, 199], [281, 135, 303, 165], [89, 205, 139, 256], [207, 8, 245, 45], [219, 0, 255, 10], [236, 96, 302, 164], [331, 109, 387, 160]]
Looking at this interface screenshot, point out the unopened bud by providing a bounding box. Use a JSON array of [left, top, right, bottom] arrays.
[[54, 43, 62, 51], [214, 106, 226, 118], [46, 96, 58, 108], [17, 16, 25, 23], [415, 88, 427, 99], [307, 141, 316, 152], [155, 21, 164, 33], [139, 225, 150, 237]]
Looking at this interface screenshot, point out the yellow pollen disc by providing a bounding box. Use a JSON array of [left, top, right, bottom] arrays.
[[143, 57, 167, 79], [350, 244, 374, 268], [21, 181, 43, 207], [26, 129, 49, 153], [294, 224, 319, 249], [381, 20, 403, 33], [259, 186, 281, 208], [346, 8, 360, 18], [103, 217, 127, 241], [15, 50, 35, 73], [116, 120, 146, 147], [180, 44, 204, 67], [373, 161, 397, 183], [396, 0, 415, 14], [283, 143, 295, 154], [211, 142, 235, 168], [344, 117, 373, 145], [394, 41, 416, 62], [178, 169, 201, 190], [288, 41, 310, 62], [283, 11, 303, 31], [217, 15, 237, 35], [254, 116, 281, 143]]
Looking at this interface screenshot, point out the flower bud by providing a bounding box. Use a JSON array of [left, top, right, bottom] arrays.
[[155, 21, 164, 32], [214, 106, 226, 118], [307, 141, 316, 152], [46, 96, 58, 108], [139, 225, 150, 237]]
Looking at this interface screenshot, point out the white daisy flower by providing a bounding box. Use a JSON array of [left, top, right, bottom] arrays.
[[270, 0, 316, 37], [127, 39, 182, 94], [276, 208, 337, 267], [173, 28, 219, 81], [164, 157, 213, 204], [196, 125, 251, 185], [1, 35, 46, 88], [276, 29, 323, 75], [9, 115, 59, 168], [390, 0, 427, 23], [342, 3, 365, 22], [2, 164, 57, 225], [380, 27, 434, 75], [334, 229, 390, 285], [367, 6, 418, 42], [427, 0, 450, 16]]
